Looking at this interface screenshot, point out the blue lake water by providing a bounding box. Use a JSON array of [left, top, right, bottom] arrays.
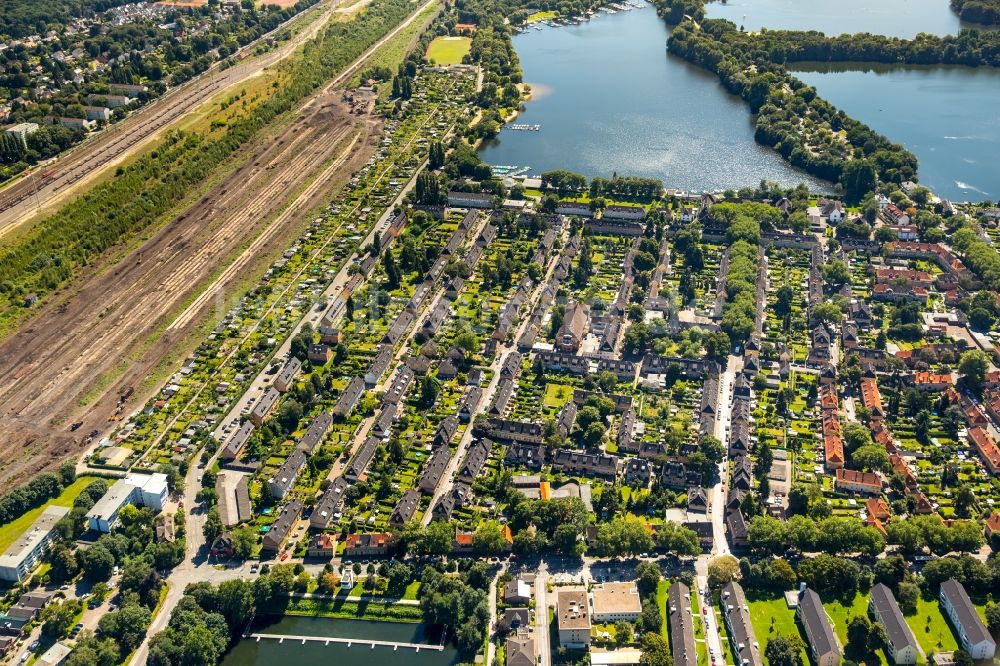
[[478, 4, 831, 192]]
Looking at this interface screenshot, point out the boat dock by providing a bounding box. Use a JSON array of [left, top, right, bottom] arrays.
[[248, 633, 444, 651], [506, 123, 541, 131]]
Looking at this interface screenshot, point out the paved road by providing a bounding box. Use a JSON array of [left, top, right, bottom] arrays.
[[535, 563, 551, 666]]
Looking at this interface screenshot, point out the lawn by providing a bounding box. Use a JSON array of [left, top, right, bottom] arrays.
[[747, 594, 809, 663], [426, 36, 471, 66], [0, 476, 98, 551], [526, 10, 558, 22], [905, 593, 959, 656], [656, 580, 669, 638], [824, 593, 889, 666], [543, 382, 574, 409]]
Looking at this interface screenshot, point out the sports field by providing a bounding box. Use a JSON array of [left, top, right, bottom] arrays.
[[426, 36, 472, 65]]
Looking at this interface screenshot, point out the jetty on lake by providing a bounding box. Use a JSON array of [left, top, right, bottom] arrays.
[[248, 633, 444, 651]]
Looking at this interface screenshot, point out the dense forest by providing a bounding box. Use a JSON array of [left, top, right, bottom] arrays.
[[951, 0, 1000, 25], [0, 0, 421, 328]]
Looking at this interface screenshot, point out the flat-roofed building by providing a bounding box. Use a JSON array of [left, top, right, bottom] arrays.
[[0, 507, 69, 582], [797, 587, 841, 666], [557, 589, 591, 650], [591, 582, 642, 623], [668, 581, 697, 666], [940, 578, 996, 660], [85, 473, 169, 533], [869, 583, 920, 665]]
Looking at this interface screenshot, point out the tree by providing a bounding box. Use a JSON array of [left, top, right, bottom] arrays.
[[615, 621, 635, 647], [852, 444, 891, 473], [41, 599, 81, 638], [595, 516, 655, 556], [98, 603, 151, 652], [985, 602, 1000, 632], [896, 581, 919, 615], [636, 561, 662, 596], [765, 636, 804, 666], [232, 526, 257, 559], [639, 632, 673, 666], [811, 301, 842, 325], [423, 520, 454, 555], [80, 543, 116, 581], [472, 521, 508, 556], [203, 506, 223, 544], [822, 260, 850, 287], [841, 159, 878, 204], [656, 522, 702, 556], [708, 554, 740, 587], [959, 349, 990, 393]]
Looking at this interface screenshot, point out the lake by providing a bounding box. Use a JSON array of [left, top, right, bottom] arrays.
[[221, 616, 460, 666], [477, 3, 830, 192], [703, 0, 988, 38], [793, 64, 1000, 201]]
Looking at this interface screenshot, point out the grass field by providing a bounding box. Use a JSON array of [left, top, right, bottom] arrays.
[[0, 476, 98, 551], [526, 10, 558, 22], [747, 595, 809, 663], [907, 593, 960, 655], [425, 36, 471, 66]]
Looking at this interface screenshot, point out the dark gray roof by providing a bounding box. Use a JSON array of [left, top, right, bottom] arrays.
[[941, 578, 993, 646], [721, 582, 762, 666], [798, 588, 840, 660], [668, 581, 697, 666], [869, 584, 919, 653]]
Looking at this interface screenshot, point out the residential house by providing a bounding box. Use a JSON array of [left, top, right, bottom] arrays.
[[343, 532, 396, 557], [250, 387, 280, 425], [261, 500, 302, 552], [835, 468, 882, 495], [307, 533, 335, 559], [333, 377, 366, 417], [389, 489, 421, 527], [344, 436, 380, 482], [268, 450, 306, 499], [797, 588, 841, 666], [939, 579, 996, 659], [721, 582, 763, 666], [418, 446, 452, 493], [668, 581, 698, 666], [869, 583, 920, 665]]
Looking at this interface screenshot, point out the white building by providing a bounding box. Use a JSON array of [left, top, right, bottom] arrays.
[[85, 472, 169, 533], [557, 589, 591, 650], [4, 122, 39, 146], [591, 582, 642, 623], [940, 579, 996, 660], [0, 506, 69, 582]]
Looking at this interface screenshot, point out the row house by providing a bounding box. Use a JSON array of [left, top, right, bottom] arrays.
[[538, 351, 590, 376], [418, 446, 452, 493], [557, 402, 578, 438], [835, 468, 882, 495], [488, 419, 544, 445], [343, 532, 397, 557], [457, 439, 491, 483], [573, 389, 633, 414], [504, 441, 547, 469], [333, 376, 366, 417], [860, 378, 885, 421], [659, 459, 702, 490], [969, 426, 1000, 475], [618, 408, 639, 453], [389, 489, 421, 528], [311, 477, 349, 529], [433, 415, 459, 449], [383, 367, 414, 405], [458, 386, 484, 423], [345, 436, 380, 482], [551, 449, 620, 479], [296, 412, 332, 455]]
